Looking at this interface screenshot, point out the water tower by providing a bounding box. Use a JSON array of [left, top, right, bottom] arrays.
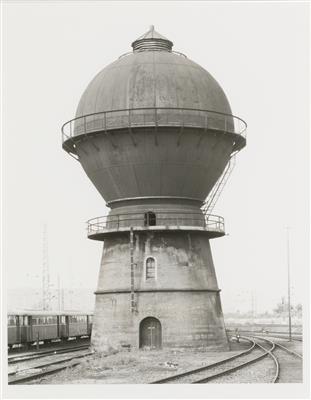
[[62, 27, 246, 351]]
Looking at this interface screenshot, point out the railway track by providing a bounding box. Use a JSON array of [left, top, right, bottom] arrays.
[[8, 346, 94, 384], [230, 330, 303, 342], [151, 336, 302, 384], [151, 337, 270, 384], [8, 344, 90, 364], [8, 336, 302, 384], [254, 336, 303, 383]]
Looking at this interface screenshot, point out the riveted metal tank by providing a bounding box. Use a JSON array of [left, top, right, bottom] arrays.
[[62, 27, 246, 206]]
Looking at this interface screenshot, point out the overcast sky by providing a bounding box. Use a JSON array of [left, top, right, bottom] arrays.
[[3, 1, 309, 313]]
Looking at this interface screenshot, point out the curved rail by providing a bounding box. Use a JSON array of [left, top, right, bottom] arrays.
[[150, 338, 256, 384], [87, 212, 225, 237], [62, 107, 247, 156], [193, 337, 275, 384], [250, 337, 279, 383], [151, 336, 281, 384], [244, 335, 303, 383]]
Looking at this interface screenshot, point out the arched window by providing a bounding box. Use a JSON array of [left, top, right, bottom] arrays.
[[144, 211, 156, 226], [146, 257, 156, 280]]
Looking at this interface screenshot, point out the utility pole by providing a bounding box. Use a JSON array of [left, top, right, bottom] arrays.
[[286, 227, 292, 341], [42, 223, 50, 311], [57, 274, 61, 312], [251, 292, 254, 332]]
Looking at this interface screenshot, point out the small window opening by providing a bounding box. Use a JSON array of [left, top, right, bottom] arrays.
[[144, 211, 156, 226], [146, 257, 156, 280]]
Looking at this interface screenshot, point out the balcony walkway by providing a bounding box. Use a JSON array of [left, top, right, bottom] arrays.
[[62, 107, 247, 158], [87, 212, 225, 240]]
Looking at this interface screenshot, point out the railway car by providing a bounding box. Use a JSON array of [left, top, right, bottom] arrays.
[[7, 311, 93, 349]]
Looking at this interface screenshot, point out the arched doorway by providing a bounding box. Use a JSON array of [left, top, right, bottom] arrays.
[[139, 317, 162, 349]]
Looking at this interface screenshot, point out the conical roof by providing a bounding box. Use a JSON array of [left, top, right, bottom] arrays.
[[135, 25, 170, 41], [131, 26, 173, 52]]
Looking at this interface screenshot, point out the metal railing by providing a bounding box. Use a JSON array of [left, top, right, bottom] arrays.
[[62, 107, 247, 148], [87, 212, 225, 236], [118, 50, 188, 59]]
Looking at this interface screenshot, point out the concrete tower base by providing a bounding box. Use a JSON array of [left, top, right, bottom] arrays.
[[91, 231, 229, 352]]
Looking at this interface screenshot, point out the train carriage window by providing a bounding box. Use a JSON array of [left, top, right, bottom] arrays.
[[32, 317, 47, 324], [69, 316, 77, 323], [60, 316, 66, 324], [8, 316, 16, 326]]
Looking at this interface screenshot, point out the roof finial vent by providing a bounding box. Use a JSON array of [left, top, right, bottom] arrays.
[[131, 26, 173, 52]]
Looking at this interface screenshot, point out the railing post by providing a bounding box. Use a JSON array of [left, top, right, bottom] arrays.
[[104, 112, 107, 133], [84, 116, 87, 134]]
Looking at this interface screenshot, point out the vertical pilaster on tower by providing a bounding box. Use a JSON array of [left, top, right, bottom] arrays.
[[130, 227, 136, 313], [62, 27, 246, 351]]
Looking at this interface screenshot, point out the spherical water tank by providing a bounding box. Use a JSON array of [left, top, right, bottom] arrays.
[[62, 27, 246, 205]]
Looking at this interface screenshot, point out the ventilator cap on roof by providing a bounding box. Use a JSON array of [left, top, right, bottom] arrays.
[[131, 25, 173, 52]]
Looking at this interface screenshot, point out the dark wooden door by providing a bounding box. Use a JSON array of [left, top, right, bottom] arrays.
[[139, 317, 161, 349]]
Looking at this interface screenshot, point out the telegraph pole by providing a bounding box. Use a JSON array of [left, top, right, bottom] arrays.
[[57, 274, 61, 312], [286, 227, 292, 341], [42, 223, 50, 311]]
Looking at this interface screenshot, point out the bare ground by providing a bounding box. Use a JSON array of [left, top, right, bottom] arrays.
[[34, 341, 251, 384]]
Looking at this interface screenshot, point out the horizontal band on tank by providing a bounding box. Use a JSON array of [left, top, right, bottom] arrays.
[[107, 196, 204, 207], [94, 288, 221, 295]]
